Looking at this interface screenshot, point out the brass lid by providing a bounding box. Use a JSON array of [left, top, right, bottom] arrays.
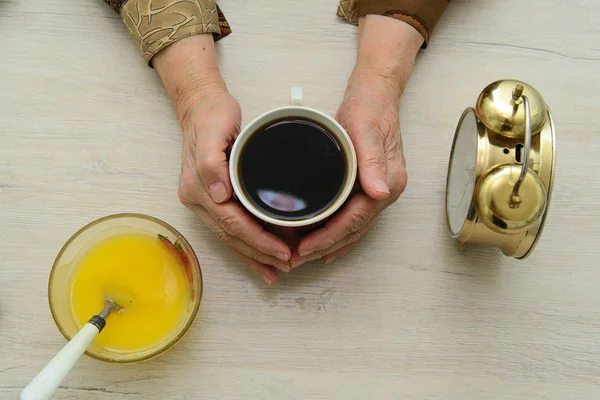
[[476, 79, 548, 138], [475, 164, 547, 234]]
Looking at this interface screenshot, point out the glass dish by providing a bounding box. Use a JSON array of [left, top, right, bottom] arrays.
[[48, 213, 202, 363]]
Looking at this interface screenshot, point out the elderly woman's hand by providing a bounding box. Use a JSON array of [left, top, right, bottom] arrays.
[[154, 35, 291, 285], [292, 16, 424, 267]]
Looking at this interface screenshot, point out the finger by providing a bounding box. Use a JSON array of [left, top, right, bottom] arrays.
[[179, 158, 291, 262], [290, 221, 372, 268], [186, 203, 291, 271], [387, 152, 409, 199], [296, 192, 383, 257], [233, 250, 279, 286], [206, 201, 292, 262], [322, 242, 358, 265], [195, 122, 236, 204], [229, 234, 291, 272], [351, 123, 390, 201]]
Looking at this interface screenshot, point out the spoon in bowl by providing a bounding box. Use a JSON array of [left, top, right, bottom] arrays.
[[21, 298, 122, 400]]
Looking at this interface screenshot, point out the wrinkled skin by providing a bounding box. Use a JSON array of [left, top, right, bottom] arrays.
[[290, 74, 408, 267], [177, 90, 291, 285]]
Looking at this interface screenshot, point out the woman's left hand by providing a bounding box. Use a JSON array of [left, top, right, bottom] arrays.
[[290, 15, 424, 268], [291, 72, 408, 267]]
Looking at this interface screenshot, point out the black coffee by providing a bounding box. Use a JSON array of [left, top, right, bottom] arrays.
[[238, 117, 347, 221]]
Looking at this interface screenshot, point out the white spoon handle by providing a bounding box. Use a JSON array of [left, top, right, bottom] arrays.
[[21, 323, 99, 400]]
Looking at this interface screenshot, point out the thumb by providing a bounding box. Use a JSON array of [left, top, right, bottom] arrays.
[[196, 138, 233, 204], [354, 130, 390, 201]]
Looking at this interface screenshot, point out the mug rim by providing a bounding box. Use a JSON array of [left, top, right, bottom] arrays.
[[229, 105, 357, 228]]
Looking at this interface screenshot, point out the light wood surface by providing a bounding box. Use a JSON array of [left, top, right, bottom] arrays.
[[2, 0, 600, 398]]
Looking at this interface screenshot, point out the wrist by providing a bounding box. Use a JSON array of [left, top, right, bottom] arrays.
[[153, 35, 228, 119], [352, 15, 423, 95]]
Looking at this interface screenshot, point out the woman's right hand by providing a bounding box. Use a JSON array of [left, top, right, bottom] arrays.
[[153, 35, 291, 285]]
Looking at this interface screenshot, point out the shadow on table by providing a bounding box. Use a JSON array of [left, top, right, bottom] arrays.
[[440, 222, 505, 276]]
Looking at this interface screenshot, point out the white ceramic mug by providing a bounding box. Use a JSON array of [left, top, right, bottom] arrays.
[[229, 87, 357, 234]]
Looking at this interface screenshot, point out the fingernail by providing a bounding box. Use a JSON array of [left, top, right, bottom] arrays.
[[209, 181, 228, 203], [291, 260, 305, 269], [276, 252, 290, 262], [262, 276, 272, 285], [324, 256, 336, 265], [298, 249, 311, 257], [277, 263, 291, 273], [373, 179, 390, 194]]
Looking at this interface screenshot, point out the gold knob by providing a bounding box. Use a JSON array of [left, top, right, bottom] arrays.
[[475, 164, 547, 234], [476, 79, 548, 138]]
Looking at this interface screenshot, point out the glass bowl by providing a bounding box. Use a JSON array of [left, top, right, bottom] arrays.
[[48, 213, 202, 363]]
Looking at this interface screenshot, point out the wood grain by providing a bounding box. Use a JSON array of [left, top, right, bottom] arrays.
[[1, 0, 599, 398]]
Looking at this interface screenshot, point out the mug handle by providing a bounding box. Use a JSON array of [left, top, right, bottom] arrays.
[[290, 86, 303, 106]]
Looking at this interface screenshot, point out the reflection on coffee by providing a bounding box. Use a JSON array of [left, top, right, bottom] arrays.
[[238, 117, 347, 221]]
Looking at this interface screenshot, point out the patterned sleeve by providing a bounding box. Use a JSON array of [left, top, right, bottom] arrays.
[[337, 0, 450, 47], [104, 0, 231, 65]]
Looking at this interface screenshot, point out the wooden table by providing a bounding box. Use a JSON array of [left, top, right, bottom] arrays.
[[2, 0, 599, 398]]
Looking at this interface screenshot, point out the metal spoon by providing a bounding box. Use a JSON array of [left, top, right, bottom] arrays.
[[21, 298, 122, 400]]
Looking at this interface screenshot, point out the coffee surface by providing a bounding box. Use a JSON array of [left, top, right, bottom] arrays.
[[239, 118, 346, 220]]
